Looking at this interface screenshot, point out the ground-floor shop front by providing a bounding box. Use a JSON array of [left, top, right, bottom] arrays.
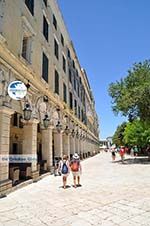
[[0, 60, 99, 196], [0, 105, 99, 196]]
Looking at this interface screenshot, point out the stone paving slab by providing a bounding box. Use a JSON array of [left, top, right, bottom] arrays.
[[0, 153, 150, 226]]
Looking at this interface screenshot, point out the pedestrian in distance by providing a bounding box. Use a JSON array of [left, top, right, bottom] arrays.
[[58, 155, 70, 189], [70, 153, 82, 188], [111, 148, 116, 161], [134, 146, 138, 157], [130, 147, 134, 157], [54, 157, 61, 176], [119, 146, 125, 163]]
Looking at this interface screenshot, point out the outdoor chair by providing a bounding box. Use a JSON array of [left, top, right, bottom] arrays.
[[9, 166, 20, 185]]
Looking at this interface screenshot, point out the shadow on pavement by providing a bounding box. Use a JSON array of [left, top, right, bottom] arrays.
[[112, 157, 150, 165], [59, 185, 71, 189]]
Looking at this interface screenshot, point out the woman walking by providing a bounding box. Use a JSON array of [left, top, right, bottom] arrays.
[[111, 148, 116, 161], [58, 155, 70, 189]]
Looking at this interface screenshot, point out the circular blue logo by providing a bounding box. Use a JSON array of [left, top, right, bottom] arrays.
[[8, 81, 27, 100]]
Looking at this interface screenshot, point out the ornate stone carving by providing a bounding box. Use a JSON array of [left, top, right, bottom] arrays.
[[31, 95, 46, 121], [0, 66, 15, 107], [51, 108, 60, 127], [29, 94, 57, 128]]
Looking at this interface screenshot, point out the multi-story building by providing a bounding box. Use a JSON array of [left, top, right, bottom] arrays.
[[0, 0, 100, 195]]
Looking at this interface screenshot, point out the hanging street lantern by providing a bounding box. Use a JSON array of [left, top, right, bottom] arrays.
[[43, 114, 50, 129], [64, 125, 70, 135], [56, 120, 62, 133], [23, 103, 32, 121], [71, 129, 75, 137]]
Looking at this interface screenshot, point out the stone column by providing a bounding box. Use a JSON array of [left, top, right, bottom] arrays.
[[41, 126, 53, 171], [80, 139, 83, 159], [63, 133, 70, 158], [78, 138, 80, 155], [85, 139, 88, 158], [22, 119, 39, 180], [70, 135, 75, 158], [75, 136, 79, 154], [82, 139, 85, 158], [53, 131, 63, 158], [0, 106, 14, 195]]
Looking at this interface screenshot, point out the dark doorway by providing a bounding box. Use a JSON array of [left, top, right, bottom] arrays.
[[37, 143, 42, 162]]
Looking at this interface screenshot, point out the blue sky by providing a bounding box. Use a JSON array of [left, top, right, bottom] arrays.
[[57, 0, 150, 139]]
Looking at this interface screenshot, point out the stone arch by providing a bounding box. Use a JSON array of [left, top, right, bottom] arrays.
[[11, 99, 23, 114]]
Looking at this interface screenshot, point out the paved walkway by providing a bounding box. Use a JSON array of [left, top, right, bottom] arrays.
[[0, 153, 150, 226]]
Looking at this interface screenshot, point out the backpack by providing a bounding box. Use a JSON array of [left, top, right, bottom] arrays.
[[71, 161, 79, 172], [61, 161, 68, 174]]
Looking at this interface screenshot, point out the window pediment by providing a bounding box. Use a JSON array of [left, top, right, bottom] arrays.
[[22, 15, 36, 36]]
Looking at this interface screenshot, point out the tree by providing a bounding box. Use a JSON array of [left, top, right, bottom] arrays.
[[108, 60, 150, 121], [123, 120, 150, 147], [112, 122, 127, 146]]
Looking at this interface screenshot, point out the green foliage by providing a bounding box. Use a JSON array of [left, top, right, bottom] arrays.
[[108, 60, 150, 121], [112, 122, 127, 146], [123, 120, 150, 147]]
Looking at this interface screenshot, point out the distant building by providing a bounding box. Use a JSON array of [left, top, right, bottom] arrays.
[[106, 137, 113, 149], [100, 140, 108, 149]]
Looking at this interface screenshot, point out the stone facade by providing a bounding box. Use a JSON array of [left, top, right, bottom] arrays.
[[0, 0, 100, 195]]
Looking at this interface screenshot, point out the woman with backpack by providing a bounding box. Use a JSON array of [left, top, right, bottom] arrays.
[[58, 155, 70, 189], [70, 153, 82, 188]]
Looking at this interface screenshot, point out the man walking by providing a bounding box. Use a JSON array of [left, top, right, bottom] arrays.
[[70, 153, 82, 188]]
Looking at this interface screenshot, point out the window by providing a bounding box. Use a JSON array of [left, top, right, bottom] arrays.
[[25, 0, 34, 16], [42, 52, 49, 82], [69, 92, 73, 109], [43, 0, 47, 7], [76, 69, 79, 77], [43, 16, 49, 41], [21, 36, 32, 63], [54, 38, 59, 59], [55, 70, 59, 94], [67, 48, 71, 58], [74, 77, 76, 91], [82, 89, 85, 105], [63, 83, 67, 103], [22, 37, 28, 60], [81, 109, 84, 122], [61, 34, 64, 46], [69, 69, 72, 83], [62, 55, 66, 73], [72, 60, 75, 69], [74, 99, 77, 115], [81, 89, 83, 102], [79, 77, 82, 84], [53, 14, 57, 30], [78, 106, 80, 119], [77, 81, 80, 97]]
